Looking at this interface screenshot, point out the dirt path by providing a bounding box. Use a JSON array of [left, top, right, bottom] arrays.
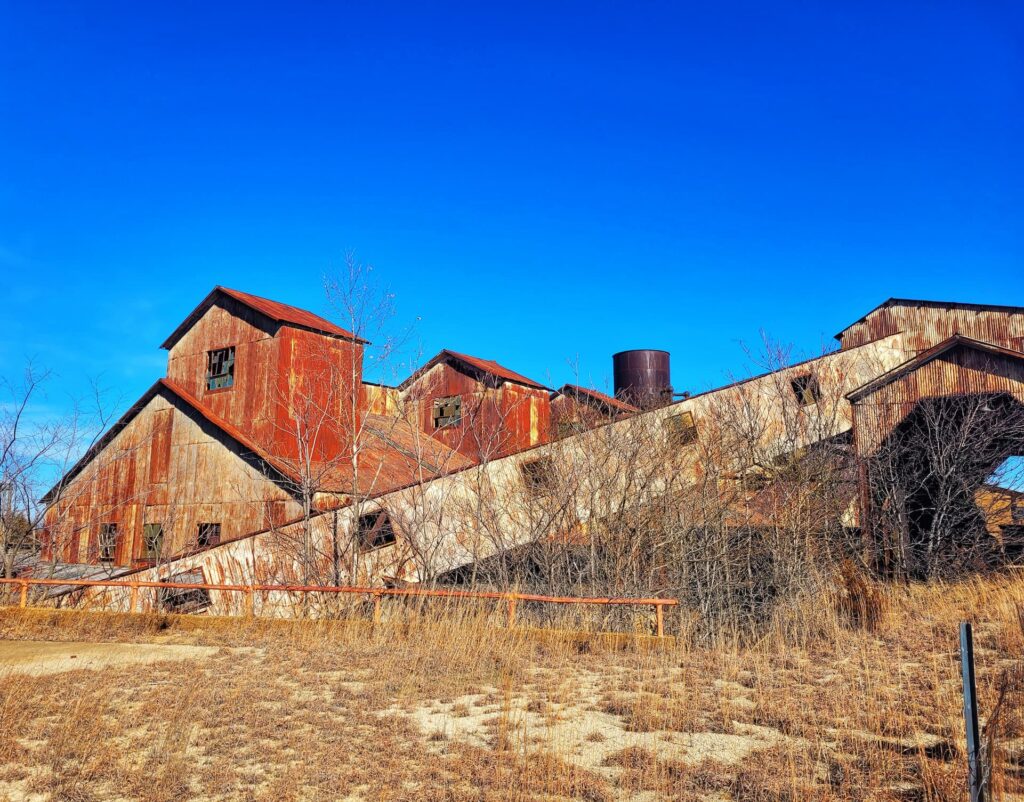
[[0, 639, 219, 676]]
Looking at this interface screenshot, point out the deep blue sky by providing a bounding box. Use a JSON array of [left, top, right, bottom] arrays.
[[2, 2, 1022, 413]]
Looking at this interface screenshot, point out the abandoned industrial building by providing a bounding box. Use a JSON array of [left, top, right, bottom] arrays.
[[25, 288, 1024, 611]]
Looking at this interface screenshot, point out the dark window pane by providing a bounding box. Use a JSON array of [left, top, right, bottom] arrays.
[[98, 523, 118, 563], [197, 522, 221, 547], [159, 569, 212, 613], [790, 374, 822, 406], [206, 347, 236, 391], [432, 395, 462, 428], [357, 511, 396, 551], [521, 457, 555, 495], [142, 523, 163, 560]]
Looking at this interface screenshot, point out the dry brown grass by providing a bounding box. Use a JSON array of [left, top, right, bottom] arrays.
[[0, 572, 1022, 801]]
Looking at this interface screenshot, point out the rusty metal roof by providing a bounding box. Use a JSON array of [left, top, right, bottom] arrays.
[[834, 298, 1024, 341], [42, 377, 472, 505], [13, 556, 137, 596], [159, 379, 306, 485], [399, 349, 548, 390], [846, 334, 1024, 402], [552, 384, 639, 414], [41, 379, 307, 503], [349, 414, 474, 493], [161, 286, 368, 350]]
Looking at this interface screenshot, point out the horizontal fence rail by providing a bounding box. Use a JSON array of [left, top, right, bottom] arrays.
[[0, 577, 679, 637]]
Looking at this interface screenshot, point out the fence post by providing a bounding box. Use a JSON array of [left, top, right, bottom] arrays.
[[129, 583, 139, 614], [19, 581, 28, 609], [506, 595, 517, 629], [655, 603, 664, 638], [960, 621, 984, 802], [245, 586, 255, 618], [372, 591, 382, 626]]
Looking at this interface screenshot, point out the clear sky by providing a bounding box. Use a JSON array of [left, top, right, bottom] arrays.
[[2, 2, 1022, 414]]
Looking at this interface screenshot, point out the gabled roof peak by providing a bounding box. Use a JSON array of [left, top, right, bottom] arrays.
[[846, 334, 1024, 402], [399, 349, 548, 391], [835, 297, 1024, 341], [161, 286, 368, 350], [552, 383, 639, 414]]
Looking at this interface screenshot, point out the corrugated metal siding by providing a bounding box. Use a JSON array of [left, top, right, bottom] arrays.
[[840, 303, 1024, 352], [166, 298, 364, 464], [43, 391, 305, 569], [852, 346, 1024, 455], [401, 361, 552, 460]]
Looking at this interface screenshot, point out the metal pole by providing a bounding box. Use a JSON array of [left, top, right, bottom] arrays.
[[960, 621, 984, 802]]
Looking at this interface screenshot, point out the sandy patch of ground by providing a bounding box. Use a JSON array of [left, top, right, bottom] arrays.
[[0, 639, 219, 676], [383, 665, 786, 785]]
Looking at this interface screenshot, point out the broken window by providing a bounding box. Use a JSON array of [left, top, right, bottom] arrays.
[[197, 522, 221, 548], [206, 346, 235, 391], [158, 569, 212, 613], [357, 511, 396, 551], [98, 523, 117, 563], [664, 410, 698, 445], [520, 457, 556, 495], [432, 395, 462, 428], [790, 374, 822, 406], [142, 523, 163, 561]]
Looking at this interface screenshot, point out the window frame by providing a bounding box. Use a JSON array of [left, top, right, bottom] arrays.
[[520, 456, 556, 496], [206, 346, 236, 391], [98, 523, 118, 563], [197, 522, 222, 548], [431, 395, 462, 429], [356, 511, 397, 552], [142, 523, 164, 562], [158, 569, 212, 613], [664, 410, 698, 446], [790, 373, 822, 406]]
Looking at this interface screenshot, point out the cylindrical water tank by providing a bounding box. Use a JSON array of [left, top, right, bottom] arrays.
[[613, 349, 672, 409]]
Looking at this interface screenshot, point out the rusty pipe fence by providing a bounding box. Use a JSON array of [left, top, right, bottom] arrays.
[[0, 577, 678, 637]]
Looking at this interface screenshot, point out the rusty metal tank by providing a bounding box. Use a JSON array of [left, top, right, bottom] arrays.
[[613, 349, 672, 409]]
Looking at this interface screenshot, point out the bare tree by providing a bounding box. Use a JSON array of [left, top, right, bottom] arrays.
[[1, 364, 115, 581], [867, 391, 1024, 579]]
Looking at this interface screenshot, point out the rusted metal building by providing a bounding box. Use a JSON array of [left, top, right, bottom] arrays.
[[550, 384, 638, 439], [40, 287, 470, 572], [397, 350, 551, 461], [836, 298, 1024, 352], [34, 292, 1024, 600]]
